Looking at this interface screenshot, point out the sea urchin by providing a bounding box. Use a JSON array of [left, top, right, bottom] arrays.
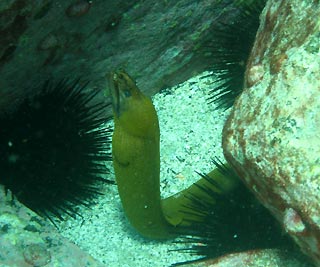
[[0, 79, 114, 223]]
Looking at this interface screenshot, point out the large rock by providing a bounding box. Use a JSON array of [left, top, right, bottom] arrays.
[[223, 0, 320, 265], [0, 0, 237, 111]]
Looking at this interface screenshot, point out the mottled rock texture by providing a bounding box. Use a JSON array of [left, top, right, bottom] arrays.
[[223, 0, 320, 265], [188, 249, 312, 267], [0, 186, 107, 267], [0, 0, 238, 111]]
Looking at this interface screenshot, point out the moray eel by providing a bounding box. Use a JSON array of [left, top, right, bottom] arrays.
[[109, 69, 239, 239], [110, 70, 173, 239]]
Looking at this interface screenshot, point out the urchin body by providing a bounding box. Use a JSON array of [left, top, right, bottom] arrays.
[[0, 79, 113, 222]]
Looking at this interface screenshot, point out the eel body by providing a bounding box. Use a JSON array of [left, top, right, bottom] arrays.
[[109, 70, 239, 239], [109, 70, 173, 239]]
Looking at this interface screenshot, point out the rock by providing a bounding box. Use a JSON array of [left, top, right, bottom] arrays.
[[0, 186, 107, 267], [223, 0, 320, 265], [185, 249, 312, 267], [0, 0, 238, 109]]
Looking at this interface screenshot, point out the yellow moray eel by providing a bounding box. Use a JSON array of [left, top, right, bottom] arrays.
[[110, 70, 173, 239], [109, 70, 239, 239]]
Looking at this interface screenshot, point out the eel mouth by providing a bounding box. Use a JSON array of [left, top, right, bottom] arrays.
[[109, 69, 138, 118], [109, 71, 121, 118]]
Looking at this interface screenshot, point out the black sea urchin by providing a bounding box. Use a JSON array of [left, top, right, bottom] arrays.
[[205, 0, 266, 109], [171, 159, 294, 266], [0, 79, 114, 223]]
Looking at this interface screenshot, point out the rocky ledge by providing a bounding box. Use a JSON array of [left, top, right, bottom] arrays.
[[223, 0, 320, 265]]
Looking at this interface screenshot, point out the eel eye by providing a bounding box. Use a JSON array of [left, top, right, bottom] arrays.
[[124, 89, 131, 98]]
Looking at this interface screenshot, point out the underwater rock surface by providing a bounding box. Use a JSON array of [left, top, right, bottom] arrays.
[[0, 186, 106, 267], [188, 249, 311, 267], [223, 0, 320, 265], [0, 0, 237, 106]]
